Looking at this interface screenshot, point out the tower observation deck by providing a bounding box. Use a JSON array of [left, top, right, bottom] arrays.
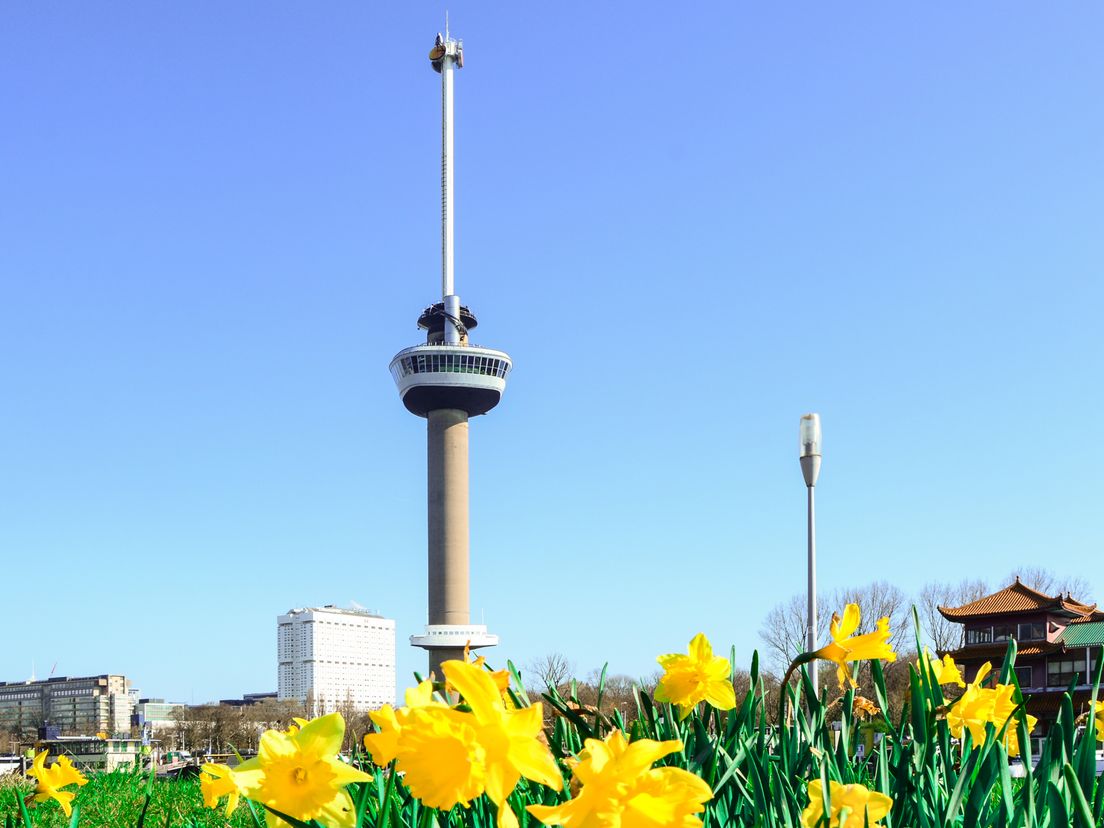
[[388, 29, 509, 676]]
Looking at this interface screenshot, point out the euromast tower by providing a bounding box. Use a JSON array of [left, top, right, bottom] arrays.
[[388, 31, 510, 678]]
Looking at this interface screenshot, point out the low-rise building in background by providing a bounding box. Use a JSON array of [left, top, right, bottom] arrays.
[[0, 674, 133, 737], [131, 698, 186, 735], [219, 691, 277, 708], [35, 727, 146, 772]]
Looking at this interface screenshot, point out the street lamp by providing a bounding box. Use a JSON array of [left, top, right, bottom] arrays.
[[799, 413, 822, 700]]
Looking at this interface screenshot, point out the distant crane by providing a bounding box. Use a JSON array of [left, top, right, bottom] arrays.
[[28, 661, 58, 683]]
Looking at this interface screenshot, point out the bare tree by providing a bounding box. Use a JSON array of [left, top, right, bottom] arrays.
[[760, 582, 909, 686], [758, 593, 829, 674], [170, 705, 204, 753], [1005, 567, 1092, 601], [545, 670, 643, 725], [168, 697, 329, 755], [576, 670, 637, 719], [338, 692, 357, 733], [732, 667, 754, 704], [917, 579, 990, 652], [638, 669, 664, 695], [527, 652, 575, 690]]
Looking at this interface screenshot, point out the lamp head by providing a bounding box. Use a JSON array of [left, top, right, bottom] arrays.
[[799, 413, 821, 487]]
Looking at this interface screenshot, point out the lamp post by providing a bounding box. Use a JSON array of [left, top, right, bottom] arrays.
[[799, 413, 822, 700]]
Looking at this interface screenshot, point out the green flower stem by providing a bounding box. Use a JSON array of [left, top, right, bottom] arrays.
[[779, 651, 821, 725]]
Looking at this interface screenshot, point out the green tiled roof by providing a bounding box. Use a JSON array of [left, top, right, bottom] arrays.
[[1057, 621, 1104, 647]]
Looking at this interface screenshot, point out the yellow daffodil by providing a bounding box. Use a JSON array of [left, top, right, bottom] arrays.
[[813, 604, 897, 690], [527, 730, 712, 828], [284, 717, 310, 735], [947, 663, 995, 745], [374, 660, 561, 828], [441, 648, 513, 707], [234, 712, 372, 828], [363, 705, 403, 766], [27, 751, 88, 817], [464, 643, 513, 697], [922, 649, 966, 688], [200, 762, 241, 818], [802, 780, 893, 828], [363, 679, 440, 765], [946, 663, 1037, 757], [1093, 701, 1104, 742], [654, 633, 737, 720], [474, 656, 513, 701], [990, 683, 1037, 757], [51, 755, 87, 790], [445, 659, 563, 827]]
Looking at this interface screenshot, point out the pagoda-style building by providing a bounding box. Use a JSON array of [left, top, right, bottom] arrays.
[[939, 578, 1104, 743]]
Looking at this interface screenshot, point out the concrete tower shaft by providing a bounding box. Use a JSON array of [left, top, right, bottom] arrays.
[[427, 408, 469, 627]]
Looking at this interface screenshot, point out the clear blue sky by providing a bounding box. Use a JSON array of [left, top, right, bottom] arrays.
[[1, 3, 1101, 704]]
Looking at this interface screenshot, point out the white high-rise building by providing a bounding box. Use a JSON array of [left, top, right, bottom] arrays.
[[277, 606, 396, 713]]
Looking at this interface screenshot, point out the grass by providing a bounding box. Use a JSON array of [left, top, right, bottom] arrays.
[[0, 771, 255, 828]]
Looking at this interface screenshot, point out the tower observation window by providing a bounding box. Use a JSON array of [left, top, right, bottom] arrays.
[[397, 351, 510, 379]]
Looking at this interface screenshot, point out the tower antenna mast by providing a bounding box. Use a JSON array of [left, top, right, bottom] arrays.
[[434, 24, 463, 343]]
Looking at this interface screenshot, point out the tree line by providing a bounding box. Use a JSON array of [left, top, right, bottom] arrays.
[[523, 566, 1091, 725], [165, 693, 374, 756]]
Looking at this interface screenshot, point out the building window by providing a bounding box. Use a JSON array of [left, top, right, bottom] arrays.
[[1017, 622, 1045, 641], [965, 627, 993, 645], [1048, 656, 1087, 688], [965, 624, 1046, 646], [1013, 666, 1032, 687]]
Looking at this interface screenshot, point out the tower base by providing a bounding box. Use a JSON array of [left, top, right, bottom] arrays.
[[410, 624, 498, 679]]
